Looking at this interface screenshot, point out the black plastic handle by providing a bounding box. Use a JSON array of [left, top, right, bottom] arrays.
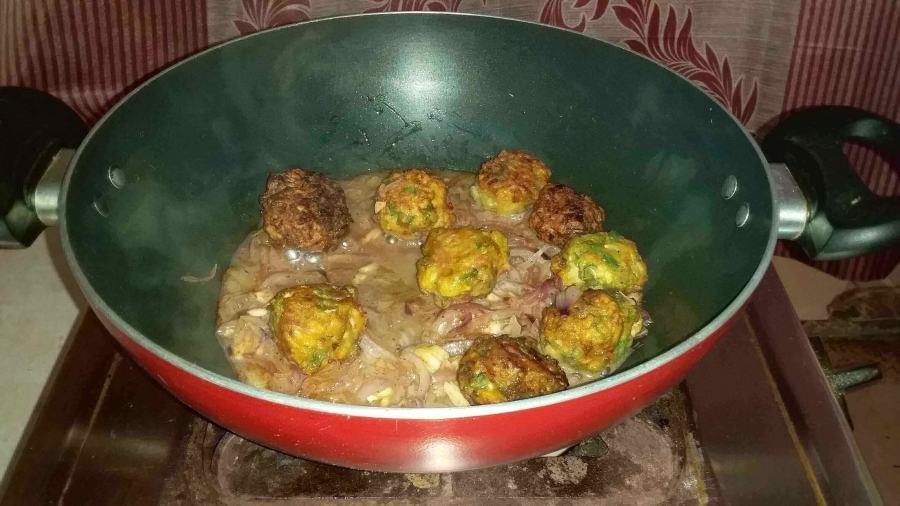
[[761, 106, 900, 261], [0, 87, 87, 248]]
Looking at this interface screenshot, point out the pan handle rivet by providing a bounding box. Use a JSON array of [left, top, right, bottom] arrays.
[[93, 199, 109, 218], [736, 203, 750, 227], [721, 175, 738, 199], [108, 166, 125, 188]]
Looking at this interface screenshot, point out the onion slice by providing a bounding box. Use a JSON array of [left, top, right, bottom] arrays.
[[440, 340, 473, 356], [554, 286, 583, 315], [359, 335, 397, 361], [400, 350, 432, 398], [181, 264, 217, 283], [429, 303, 489, 338]]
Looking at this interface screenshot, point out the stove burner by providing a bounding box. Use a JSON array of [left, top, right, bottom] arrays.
[[160, 390, 709, 505]]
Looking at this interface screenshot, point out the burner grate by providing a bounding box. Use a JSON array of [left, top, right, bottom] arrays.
[[160, 389, 709, 505]]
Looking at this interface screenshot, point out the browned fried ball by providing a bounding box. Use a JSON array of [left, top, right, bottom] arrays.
[[260, 169, 352, 251], [529, 183, 605, 247], [472, 150, 551, 214], [456, 335, 568, 405]]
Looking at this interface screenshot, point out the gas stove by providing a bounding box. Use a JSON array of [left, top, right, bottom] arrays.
[[0, 269, 881, 505]]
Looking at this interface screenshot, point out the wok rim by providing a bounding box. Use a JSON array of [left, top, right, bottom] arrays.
[[59, 11, 778, 420]]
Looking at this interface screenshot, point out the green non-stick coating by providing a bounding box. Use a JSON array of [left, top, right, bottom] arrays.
[[64, 14, 771, 377]]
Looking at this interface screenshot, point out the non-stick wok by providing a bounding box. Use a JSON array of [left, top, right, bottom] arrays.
[[2, 13, 899, 473]]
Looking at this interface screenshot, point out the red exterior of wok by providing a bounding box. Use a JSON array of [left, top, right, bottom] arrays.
[[99, 311, 734, 472], [54, 14, 777, 474]]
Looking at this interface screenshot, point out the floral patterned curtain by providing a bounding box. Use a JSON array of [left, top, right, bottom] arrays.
[[2, 0, 898, 280]]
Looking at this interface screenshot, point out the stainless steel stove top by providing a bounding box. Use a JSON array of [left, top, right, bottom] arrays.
[[0, 269, 882, 505]]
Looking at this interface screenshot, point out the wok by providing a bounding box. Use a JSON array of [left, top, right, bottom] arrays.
[[2, 13, 899, 472]]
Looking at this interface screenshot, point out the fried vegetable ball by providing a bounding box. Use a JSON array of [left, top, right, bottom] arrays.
[[551, 232, 648, 292], [529, 183, 605, 247], [374, 169, 455, 240], [471, 150, 551, 215], [416, 227, 510, 307], [457, 335, 568, 405], [260, 169, 352, 251], [269, 284, 366, 375], [540, 290, 642, 373]]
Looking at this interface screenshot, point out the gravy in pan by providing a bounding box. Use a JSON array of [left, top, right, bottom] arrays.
[[216, 169, 639, 407]]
